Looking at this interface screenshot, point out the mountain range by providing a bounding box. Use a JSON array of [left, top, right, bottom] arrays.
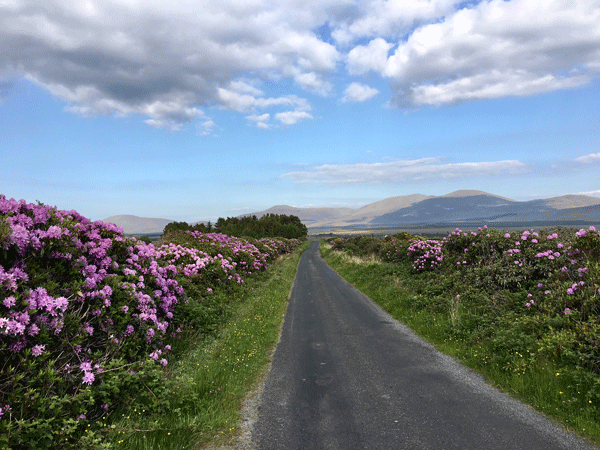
[[102, 190, 600, 234], [243, 190, 600, 229]]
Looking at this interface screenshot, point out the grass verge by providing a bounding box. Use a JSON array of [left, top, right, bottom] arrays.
[[108, 240, 309, 449], [320, 241, 600, 447]]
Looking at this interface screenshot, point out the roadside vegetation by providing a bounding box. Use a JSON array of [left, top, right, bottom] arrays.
[[0, 194, 306, 449], [163, 213, 308, 240], [321, 227, 600, 445]]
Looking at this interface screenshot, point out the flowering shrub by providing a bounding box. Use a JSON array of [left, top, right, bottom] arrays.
[[406, 239, 444, 271], [379, 233, 425, 264], [0, 196, 302, 448], [0, 196, 188, 446]]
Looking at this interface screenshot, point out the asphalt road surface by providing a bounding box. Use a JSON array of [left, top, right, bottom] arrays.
[[251, 241, 597, 450]]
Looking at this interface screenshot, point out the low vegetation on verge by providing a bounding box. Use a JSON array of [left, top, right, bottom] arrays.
[[0, 194, 305, 449], [322, 226, 600, 444]]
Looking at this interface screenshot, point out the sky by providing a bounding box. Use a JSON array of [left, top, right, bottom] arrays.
[[1, 0, 600, 223]]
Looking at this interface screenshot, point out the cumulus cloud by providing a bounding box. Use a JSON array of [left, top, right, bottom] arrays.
[[341, 82, 379, 103], [246, 113, 271, 129], [378, 0, 600, 106], [2, 0, 599, 128], [347, 38, 394, 75], [291, 70, 333, 96], [575, 153, 600, 163], [218, 82, 312, 127], [280, 158, 525, 184], [274, 110, 314, 126], [0, 0, 340, 130], [331, 0, 456, 45]]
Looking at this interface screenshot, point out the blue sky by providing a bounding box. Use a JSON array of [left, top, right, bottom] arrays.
[[1, 0, 600, 222]]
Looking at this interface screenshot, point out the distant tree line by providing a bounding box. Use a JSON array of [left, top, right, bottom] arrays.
[[163, 214, 307, 239]]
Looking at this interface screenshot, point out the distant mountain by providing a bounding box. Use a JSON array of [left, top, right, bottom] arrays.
[[541, 194, 600, 210], [370, 193, 519, 225], [244, 190, 600, 229], [101, 215, 174, 234], [322, 194, 434, 227]]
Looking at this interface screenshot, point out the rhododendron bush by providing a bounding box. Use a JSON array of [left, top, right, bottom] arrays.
[[0, 195, 300, 448]]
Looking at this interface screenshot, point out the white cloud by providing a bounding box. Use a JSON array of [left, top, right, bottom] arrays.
[[378, 0, 600, 106], [341, 82, 379, 103], [0, 0, 341, 130], [2, 0, 600, 126], [217, 88, 259, 113], [406, 70, 589, 106], [292, 71, 333, 96], [280, 158, 525, 184], [246, 113, 271, 129], [575, 153, 600, 163], [347, 38, 394, 75], [229, 80, 265, 97], [218, 86, 312, 127], [274, 110, 313, 125], [331, 0, 456, 45], [198, 119, 215, 136]]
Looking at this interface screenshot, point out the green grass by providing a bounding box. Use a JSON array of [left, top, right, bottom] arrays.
[[108, 241, 309, 449], [320, 241, 600, 447]]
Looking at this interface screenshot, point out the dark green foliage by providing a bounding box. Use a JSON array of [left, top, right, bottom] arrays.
[[214, 214, 307, 239], [163, 214, 307, 239]]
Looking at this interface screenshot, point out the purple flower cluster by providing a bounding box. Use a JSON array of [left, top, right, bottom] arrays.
[[407, 239, 444, 271], [1, 195, 185, 390], [187, 231, 271, 272]]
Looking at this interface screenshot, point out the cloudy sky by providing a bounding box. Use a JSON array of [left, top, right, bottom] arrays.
[[1, 0, 600, 222]]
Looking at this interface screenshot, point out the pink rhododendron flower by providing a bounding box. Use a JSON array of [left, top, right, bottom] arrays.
[[31, 344, 45, 357], [82, 372, 95, 385], [3, 296, 16, 308]]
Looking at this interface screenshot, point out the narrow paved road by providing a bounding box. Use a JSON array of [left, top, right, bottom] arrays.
[[251, 241, 596, 450]]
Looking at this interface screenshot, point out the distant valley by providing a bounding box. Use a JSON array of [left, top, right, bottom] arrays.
[[102, 190, 600, 234]]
